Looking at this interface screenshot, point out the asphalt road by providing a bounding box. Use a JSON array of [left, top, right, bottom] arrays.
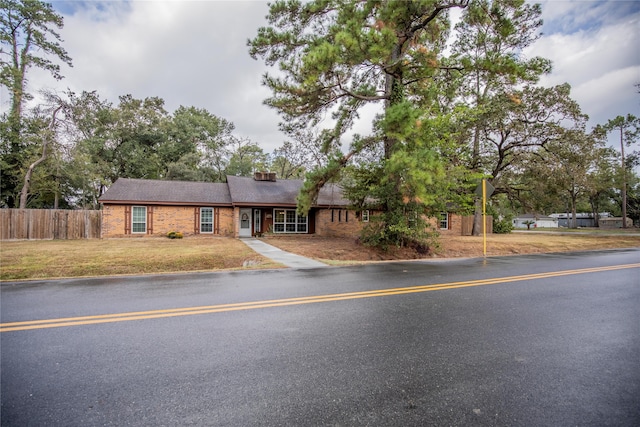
[[2, 249, 639, 426]]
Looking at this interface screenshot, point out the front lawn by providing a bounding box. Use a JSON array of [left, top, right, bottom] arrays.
[[2, 231, 639, 281], [0, 238, 279, 281]]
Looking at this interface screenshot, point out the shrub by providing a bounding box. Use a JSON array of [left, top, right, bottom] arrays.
[[359, 211, 438, 252], [493, 218, 513, 234], [167, 231, 184, 239]]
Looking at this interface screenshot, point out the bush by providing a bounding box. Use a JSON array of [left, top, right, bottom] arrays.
[[359, 212, 438, 252], [167, 231, 184, 239], [493, 218, 513, 234]]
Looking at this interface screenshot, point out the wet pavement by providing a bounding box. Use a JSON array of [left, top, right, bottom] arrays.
[[2, 249, 639, 426]]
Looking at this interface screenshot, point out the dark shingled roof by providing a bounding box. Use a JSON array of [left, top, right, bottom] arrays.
[[226, 175, 348, 207], [99, 176, 350, 207], [99, 178, 231, 206]]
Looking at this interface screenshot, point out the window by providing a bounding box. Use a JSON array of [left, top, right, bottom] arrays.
[[132, 206, 147, 233], [200, 208, 213, 233], [273, 209, 308, 233], [439, 212, 449, 230], [286, 210, 296, 232], [332, 209, 349, 222], [296, 212, 308, 233], [362, 210, 370, 222], [274, 209, 285, 232]]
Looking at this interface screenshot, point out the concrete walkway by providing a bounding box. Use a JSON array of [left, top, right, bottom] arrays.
[[240, 238, 328, 269]]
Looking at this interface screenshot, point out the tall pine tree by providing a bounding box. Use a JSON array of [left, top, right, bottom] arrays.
[[249, 0, 470, 248]]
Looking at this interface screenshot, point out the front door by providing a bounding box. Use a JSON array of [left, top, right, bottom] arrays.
[[239, 208, 252, 237]]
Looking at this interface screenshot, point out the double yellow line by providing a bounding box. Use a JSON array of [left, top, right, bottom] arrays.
[[2, 263, 638, 333]]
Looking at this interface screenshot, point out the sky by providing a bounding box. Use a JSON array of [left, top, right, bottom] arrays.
[[2, 0, 639, 153]]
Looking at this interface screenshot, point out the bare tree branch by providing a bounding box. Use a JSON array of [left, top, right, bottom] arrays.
[[18, 105, 64, 209]]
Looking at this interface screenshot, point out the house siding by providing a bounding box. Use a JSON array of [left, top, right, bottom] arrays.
[[103, 204, 487, 239], [101, 204, 234, 238], [435, 213, 463, 235], [102, 205, 127, 237], [217, 207, 235, 236], [233, 207, 241, 237], [313, 211, 474, 238], [428, 214, 493, 236], [314, 209, 364, 237], [155, 206, 194, 235]]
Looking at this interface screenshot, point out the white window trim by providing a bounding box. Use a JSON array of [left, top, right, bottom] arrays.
[[439, 212, 449, 230], [362, 210, 370, 222], [132, 206, 147, 234], [200, 207, 214, 233], [273, 208, 308, 233]]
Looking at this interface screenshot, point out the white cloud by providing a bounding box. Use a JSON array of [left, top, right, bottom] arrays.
[[4, 0, 639, 156], [10, 0, 284, 151], [573, 66, 639, 120], [525, 0, 640, 129]]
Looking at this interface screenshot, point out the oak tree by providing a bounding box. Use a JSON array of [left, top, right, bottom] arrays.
[[449, 0, 551, 234]]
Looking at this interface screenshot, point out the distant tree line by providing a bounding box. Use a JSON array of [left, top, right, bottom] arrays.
[[1, 0, 321, 210], [1, 0, 638, 248], [0, 87, 321, 209]]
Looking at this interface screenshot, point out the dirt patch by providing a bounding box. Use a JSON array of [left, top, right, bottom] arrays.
[[262, 235, 423, 262], [262, 232, 640, 263]]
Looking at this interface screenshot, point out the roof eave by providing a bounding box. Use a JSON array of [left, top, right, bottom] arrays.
[[100, 200, 232, 207]]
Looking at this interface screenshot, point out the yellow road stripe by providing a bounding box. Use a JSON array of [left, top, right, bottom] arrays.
[[2, 263, 638, 332]]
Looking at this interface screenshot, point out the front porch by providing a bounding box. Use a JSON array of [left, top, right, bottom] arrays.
[[233, 207, 316, 238]]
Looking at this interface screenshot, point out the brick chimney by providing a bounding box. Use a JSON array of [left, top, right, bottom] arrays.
[[254, 172, 277, 181]]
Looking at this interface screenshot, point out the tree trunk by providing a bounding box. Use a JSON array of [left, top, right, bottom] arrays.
[[19, 143, 49, 209], [381, 46, 405, 216], [570, 194, 578, 229], [18, 106, 63, 209], [619, 125, 627, 228], [590, 199, 599, 228], [472, 200, 482, 236]]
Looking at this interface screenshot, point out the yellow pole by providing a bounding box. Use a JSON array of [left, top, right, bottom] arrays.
[[482, 179, 487, 257]]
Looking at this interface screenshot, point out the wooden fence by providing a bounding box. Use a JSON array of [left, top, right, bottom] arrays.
[[461, 215, 493, 236], [0, 209, 102, 240]]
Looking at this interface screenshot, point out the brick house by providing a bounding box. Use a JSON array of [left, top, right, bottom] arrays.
[[100, 173, 361, 238], [99, 173, 475, 238]]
